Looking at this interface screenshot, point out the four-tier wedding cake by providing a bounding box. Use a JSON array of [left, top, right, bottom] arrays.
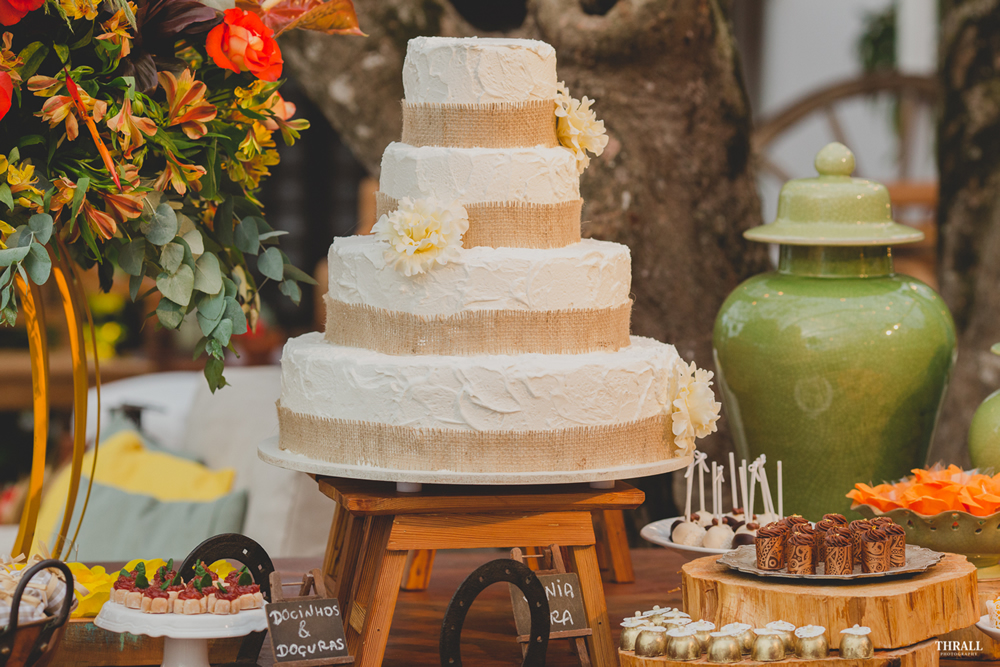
[[275, 36, 721, 483]]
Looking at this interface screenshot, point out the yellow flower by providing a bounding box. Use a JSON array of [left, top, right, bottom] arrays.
[[0, 33, 22, 84], [7, 162, 41, 197], [555, 82, 609, 174], [224, 150, 278, 191], [154, 152, 206, 195], [96, 5, 136, 60], [60, 0, 98, 20], [67, 563, 113, 618], [158, 70, 216, 140], [371, 197, 469, 276], [107, 97, 157, 158], [670, 362, 721, 452], [238, 122, 275, 160]]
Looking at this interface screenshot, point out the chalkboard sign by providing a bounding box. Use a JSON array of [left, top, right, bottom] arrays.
[[511, 572, 588, 637], [267, 571, 353, 666]]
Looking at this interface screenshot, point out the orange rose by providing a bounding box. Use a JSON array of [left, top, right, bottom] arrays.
[[0, 72, 11, 121], [205, 8, 282, 82], [0, 0, 43, 25]]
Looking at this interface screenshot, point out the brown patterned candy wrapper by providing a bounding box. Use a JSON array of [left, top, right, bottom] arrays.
[[848, 519, 871, 565], [787, 533, 816, 574], [881, 523, 906, 567], [792, 523, 818, 565], [755, 525, 786, 570], [815, 519, 839, 562], [860, 530, 890, 573], [824, 532, 853, 575]]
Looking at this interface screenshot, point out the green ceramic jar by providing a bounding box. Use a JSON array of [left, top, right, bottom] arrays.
[[968, 344, 1000, 472], [713, 143, 956, 519]]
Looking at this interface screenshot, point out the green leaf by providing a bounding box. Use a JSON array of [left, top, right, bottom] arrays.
[[234, 217, 259, 255], [23, 243, 51, 285], [27, 214, 53, 245], [18, 43, 49, 81], [0, 183, 12, 210], [160, 242, 184, 274], [0, 266, 10, 286], [156, 264, 194, 307], [135, 572, 149, 589], [156, 298, 184, 329], [224, 297, 248, 335], [257, 246, 284, 281], [207, 338, 223, 359], [129, 273, 143, 302], [144, 203, 178, 246], [0, 286, 9, 310], [53, 43, 70, 67], [214, 196, 234, 246], [0, 245, 30, 266], [192, 337, 208, 360], [1, 306, 15, 326], [119, 239, 145, 276], [279, 279, 302, 304], [68, 176, 90, 231], [212, 318, 233, 347], [193, 253, 223, 294], [258, 230, 288, 242], [238, 567, 252, 586], [182, 228, 204, 256], [283, 263, 319, 286], [222, 276, 237, 299], [198, 290, 226, 320], [6, 148, 16, 166], [205, 356, 228, 393], [10, 226, 32, 247]]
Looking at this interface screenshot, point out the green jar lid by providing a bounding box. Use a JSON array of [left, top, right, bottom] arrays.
[[744, 142, 924, 246]]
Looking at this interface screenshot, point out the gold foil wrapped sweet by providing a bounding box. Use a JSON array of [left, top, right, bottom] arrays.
[[706, 631, 743, 663], [794, 625, 829, 659], [635, 626, 668, 658], [765, 621, 796, 652], [721, 622, 754, 655], [839, 625, 874, 659], [667, 626, 703, 661], [751, 629, 786, 662]]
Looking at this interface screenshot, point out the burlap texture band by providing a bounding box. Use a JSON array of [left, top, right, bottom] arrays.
[[401, 99, 558, 149], [277, 403, 682, 473], [324, 295, 632, 356], [375, 192, 582, 249]]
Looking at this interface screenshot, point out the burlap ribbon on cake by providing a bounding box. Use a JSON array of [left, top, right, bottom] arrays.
[[324, 295, 632, 356], [375, 192, 582, 249], [401, 99, 558, 149], [277, 402, 683, 473]]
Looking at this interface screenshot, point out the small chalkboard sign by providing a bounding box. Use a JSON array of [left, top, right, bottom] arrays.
[[266, 570, 353, 666]]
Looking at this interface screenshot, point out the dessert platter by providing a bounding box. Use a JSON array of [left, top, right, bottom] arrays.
[[95, 560, 267, 667], [641, 453, 781, 554], [261, 35, 722, 487]]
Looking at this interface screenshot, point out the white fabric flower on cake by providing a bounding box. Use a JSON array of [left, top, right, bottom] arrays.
[[555, 81, 609, 174], [671, 361, 722, 450], [371, 197, 470, 276]]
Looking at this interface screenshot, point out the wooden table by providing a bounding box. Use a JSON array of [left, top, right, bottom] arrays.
[[315, 476, 645, 667]]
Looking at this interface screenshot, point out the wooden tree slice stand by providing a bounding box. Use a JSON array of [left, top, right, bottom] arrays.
[[619, 638, 938, 667], [682, 554, 978, 649]]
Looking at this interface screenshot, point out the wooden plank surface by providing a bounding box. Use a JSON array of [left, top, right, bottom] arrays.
[[620, 639, 939, 667], [682, 552, 978, 650], [386, 512, 595, 550], [317, 477, 644, 515]]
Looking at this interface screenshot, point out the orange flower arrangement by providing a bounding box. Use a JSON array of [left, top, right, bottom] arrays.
[[847, 464, 1000, 517]]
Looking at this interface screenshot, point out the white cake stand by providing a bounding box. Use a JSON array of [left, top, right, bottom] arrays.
[[95, 603, 267, 667], [258, 435, 692, 491]]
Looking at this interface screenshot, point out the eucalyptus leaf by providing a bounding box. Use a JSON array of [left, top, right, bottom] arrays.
[[206, 338, 223, 359], [193, 253, 222, 294], [8, 227, 31, 248], [0, 245, 30, 266], [192, 337, 208, 360], [258, 230, 288, 242], [129, 273, 143, 302], [222, 276, 237, 299], [23, 243, 51, 285], [282, 264, 319, 285], [28, 213, 53, 245], [198, 289, 226, 321], [257, 246, 284, 281], [204, 356, 227, 393], [160, 242, 184, 274], [155, 264, 194, 307], [212, 318, 233, 347], [144, 203, 178, 246], [223, 297, 248, 335], [0, 265, 10, 286], [196, 307, 224, 337], [0, 286, 8, 309], [214, 196, 234, 246], [183, 228, 204, 256], [279, 279, 302, 304], [156, 298, 184, 329], [119, 239, 145, 276], [234, 217, 259, 255]]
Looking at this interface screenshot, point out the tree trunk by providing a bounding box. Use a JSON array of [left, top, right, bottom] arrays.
[[280, 0, 768, 526], [934, 1, 1000, 466]]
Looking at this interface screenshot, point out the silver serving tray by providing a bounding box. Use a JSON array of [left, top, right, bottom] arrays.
[[717, 544, 944, 580]]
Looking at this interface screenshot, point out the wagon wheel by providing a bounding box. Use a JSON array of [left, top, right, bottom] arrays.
[[752, 73, 941, 286]]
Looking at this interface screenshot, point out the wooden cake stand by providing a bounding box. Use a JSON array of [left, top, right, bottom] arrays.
[[620, 639, 939, 667], [681, 553, 978, 649]]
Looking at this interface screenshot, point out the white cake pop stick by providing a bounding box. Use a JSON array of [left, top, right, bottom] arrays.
[[729, 452, 738, 512], [712, 462, 718, 518], [683, 459, 695, 518], [695, 451, 709, 515], [739, 461, 749, 517], [747, 460, 758, 519], [716, 467, 725, 522], [777, 460, 783, 518], [758, 456, 775, 517]]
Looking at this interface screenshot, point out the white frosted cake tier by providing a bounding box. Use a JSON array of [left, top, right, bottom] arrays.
[[403, 36, 557, 104], [379, 142, 579, 205], [280, 333, 680, 432], [327, 236, 630, 316]]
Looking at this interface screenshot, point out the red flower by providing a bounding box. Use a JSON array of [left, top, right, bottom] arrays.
[[0, 72, 11, 121], [206, 9, 282, 82], [0, 0, 43, 26]]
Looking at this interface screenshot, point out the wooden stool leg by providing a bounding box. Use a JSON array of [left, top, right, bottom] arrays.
[[569, 544, 616, 667], [600, 509, 634, 583], [401, 549, 436, 591], [331, 511, 365, 611], [345, 515, 408, 667]]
